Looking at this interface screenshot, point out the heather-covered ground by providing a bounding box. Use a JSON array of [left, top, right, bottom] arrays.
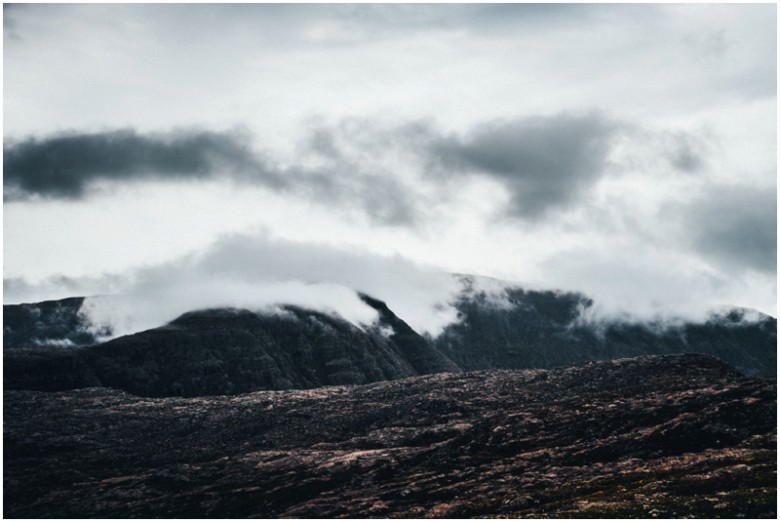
[[4, 354, 776, 518]]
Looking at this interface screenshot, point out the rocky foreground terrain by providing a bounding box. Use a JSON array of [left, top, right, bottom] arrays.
[[4, 354, 776, 518]]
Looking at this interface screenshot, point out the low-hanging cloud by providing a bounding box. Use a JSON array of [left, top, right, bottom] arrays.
[[3, 127, 419, 225], [426, 113, 619, 219], [7, 220, 775, 342], [10, 231, 465, 340], [3, 129, 280, 200], [674, 184, 777, 274], [5, 115, 716, 227]]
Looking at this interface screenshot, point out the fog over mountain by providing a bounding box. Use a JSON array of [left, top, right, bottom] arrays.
[[2, 3, 776, 391], [4, 4, 776, 325], [7, 230, 773, 348]]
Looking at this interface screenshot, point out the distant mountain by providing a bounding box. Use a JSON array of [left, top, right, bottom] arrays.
[[4, 302, 460, 397], [3, 275, 776, 397], [436, 275, 777, 377], [2, 296, 101, 348], [359, 292, 460, 375]]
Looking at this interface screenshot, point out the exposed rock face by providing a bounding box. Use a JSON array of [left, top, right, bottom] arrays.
[[435, 278, 777, 377], [4, 355, 775, 518]]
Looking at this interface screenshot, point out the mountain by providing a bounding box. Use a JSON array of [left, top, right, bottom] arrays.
[[4, 354, 775, 518], [359, 292, 461, 375], [2, 296, 101, 348], [4, 302, 459, 397], [436, 275, 777, 377], [3, 275, 776, 397]]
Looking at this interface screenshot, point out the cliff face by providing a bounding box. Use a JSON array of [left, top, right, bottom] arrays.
[[4, 354, 775, 518]]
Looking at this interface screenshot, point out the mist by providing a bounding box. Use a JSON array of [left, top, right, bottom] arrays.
[[7, 227, 773, 346], [65, 232, 462, 340]]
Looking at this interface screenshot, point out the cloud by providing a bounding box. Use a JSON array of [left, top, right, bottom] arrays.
[[8, 231, 464, 340], [4, 128, 421, 226], [425, 113, 618, 219], [684, 29, 730, 60], [3, 129, 278, 200], [5, 115, 623, 225], [674, 184, 777, 273], [3, 273, 128, 305], [11, 222, 775, 345], [5, 114, 717, 229], [0, 114, 734, 235], [295, 114, 626, 222], [3, 4, 23, 41], [663, 132, 708, 172], [300, 115, 720, 225], [543, 243, 732, 324], [284, 163, 420, 227]]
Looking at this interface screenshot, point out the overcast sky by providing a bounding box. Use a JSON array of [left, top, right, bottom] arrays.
[[3, 3, 777, 328]]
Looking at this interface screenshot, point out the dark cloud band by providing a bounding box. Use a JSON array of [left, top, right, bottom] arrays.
[[427, 113, 617, 219], [3, 129, 278, 200], [4, 115, 710, 226], [679, 185, 777, 274], [3, 128, 417, 226]]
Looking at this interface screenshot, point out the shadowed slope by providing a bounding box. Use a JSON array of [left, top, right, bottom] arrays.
[[5, 305, 459, 397], [436, 279, 777, 376]]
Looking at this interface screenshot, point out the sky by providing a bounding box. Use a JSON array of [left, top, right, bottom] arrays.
[[3, 3, 777, 335]]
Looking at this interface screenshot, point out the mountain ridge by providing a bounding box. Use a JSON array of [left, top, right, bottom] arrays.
[[3, 275, 776, 397]]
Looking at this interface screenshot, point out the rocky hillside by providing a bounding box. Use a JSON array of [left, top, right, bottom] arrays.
[[4, 354, 775, 518]]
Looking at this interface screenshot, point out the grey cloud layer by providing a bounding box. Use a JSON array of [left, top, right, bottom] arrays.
[[427, 114, 618, 219], [4, 114, 714, 225], [3, 4, 593, 48], [4, 129, 277, 199], [3, 129, 416, 225], [5, 231, 464, 337], [676, 185, 777, 274]]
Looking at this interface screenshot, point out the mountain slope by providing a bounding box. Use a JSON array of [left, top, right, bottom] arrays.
[[3, 275, 777, 397], [2, 296, 99, 348], [4, 354, 775, 518], [434, 275, 777, 376], [359, 293, 460, 374], [4, 305, 460, 397]]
